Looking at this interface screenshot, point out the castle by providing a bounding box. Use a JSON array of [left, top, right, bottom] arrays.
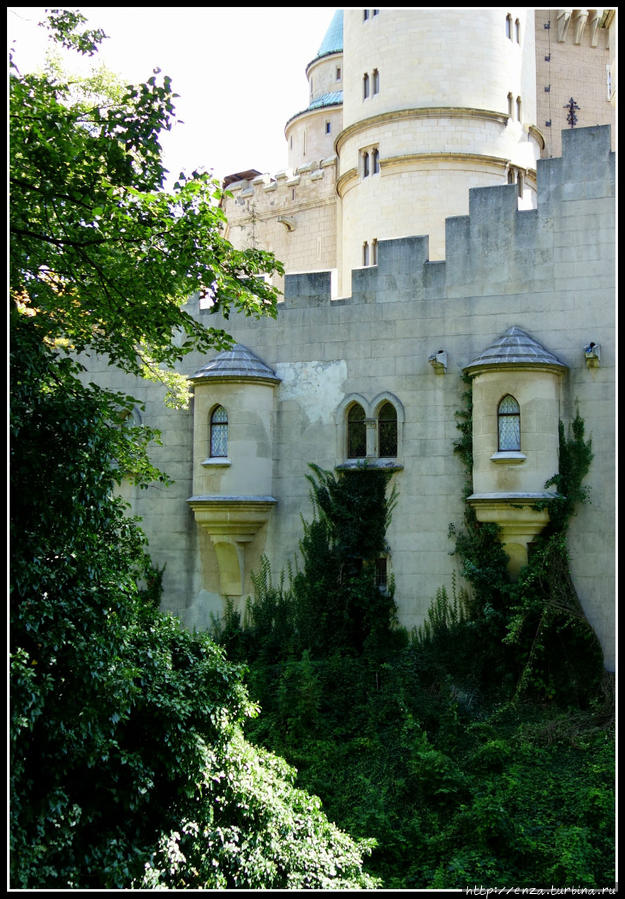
[[105, 10, 616, 668]]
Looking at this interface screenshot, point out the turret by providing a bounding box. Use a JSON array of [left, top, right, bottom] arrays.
[[336, 8, 542, 292], [286, 10, 344, 170]]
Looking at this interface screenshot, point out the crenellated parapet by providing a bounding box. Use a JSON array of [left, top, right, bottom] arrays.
[[224, 156, 337, 228], [283, 125, 614, 309]]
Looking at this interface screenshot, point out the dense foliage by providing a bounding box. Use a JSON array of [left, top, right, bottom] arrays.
[[213, 446, 614, 889], [10, 11, 375, 889], [10, 9, 282, 402]]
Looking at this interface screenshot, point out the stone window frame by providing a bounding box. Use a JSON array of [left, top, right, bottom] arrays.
[[336, 392, 405, 466]]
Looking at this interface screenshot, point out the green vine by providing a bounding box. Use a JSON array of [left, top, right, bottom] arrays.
[[440, 388, 604, 705]]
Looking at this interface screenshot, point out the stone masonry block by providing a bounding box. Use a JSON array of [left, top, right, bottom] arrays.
[[284, 270, 332, 307]]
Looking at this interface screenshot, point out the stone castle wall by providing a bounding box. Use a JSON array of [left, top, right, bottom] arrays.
[[104, 125, 614, 668]]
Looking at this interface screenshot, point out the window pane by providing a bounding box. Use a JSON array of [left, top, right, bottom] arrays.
[[210, 406, 228, 457], [498, 396, 520, 451], [348, 404, 366, 458], [378, 402, 397, 456]]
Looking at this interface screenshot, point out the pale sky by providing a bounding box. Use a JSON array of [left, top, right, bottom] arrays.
[[8, 6, 337, 186]]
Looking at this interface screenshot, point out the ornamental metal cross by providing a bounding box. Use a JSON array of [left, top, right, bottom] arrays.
[[564, 97, 580, 127]]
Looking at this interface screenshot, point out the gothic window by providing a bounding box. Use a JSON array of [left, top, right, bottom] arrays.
[[336, 66, 341, 81], [372, 147, 380, 173], [507, 92, 513, 118], [515, 18, 520, 42], [506, 13, 512, 39], [363, 72, 370, 99], [372, 68, 380, 94], [363, 241, 370, 266], [371, 238, 378, 265], [347, 403, 367, 458], [363, 150, 370, 177], [498, 395, 520, 451], [210, 405, 228, 458], [378, 402, 397, 457], [516, 96, 522, 121]]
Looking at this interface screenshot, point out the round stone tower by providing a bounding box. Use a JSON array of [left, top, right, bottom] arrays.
[[336, 8, 542, 292], [285, 9, 344, 171]]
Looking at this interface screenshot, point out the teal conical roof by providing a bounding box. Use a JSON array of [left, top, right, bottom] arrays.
[[316, 10, 343, 58]]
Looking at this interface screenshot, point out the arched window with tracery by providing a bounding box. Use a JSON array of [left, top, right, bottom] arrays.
[[210, 405, 228, 457], [347, 403, 367, 458], [498, 395, 520, 451], [378, 401, 397, 457]]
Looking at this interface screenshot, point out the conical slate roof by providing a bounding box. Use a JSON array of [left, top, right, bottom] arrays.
[[190, 344, 280, 383], [316, 10, 343, 58], [464, 327, 567, 373]]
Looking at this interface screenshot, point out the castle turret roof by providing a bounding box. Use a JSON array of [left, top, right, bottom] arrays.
[[190, 344, 280, 384], [464, 327, 567, 373], [315, 9, 343, 59]]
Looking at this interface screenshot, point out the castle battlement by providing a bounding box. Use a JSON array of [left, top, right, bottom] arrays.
[[226, 156, 337, 216], [283, 125, 614, 308]]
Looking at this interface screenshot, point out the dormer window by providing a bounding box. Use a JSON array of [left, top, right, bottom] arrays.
[[498, 395, 521, 451]]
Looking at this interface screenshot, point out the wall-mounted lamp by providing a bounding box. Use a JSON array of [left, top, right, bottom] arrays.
[[584, 342, 601, 368], [428, 350, 448, 374]]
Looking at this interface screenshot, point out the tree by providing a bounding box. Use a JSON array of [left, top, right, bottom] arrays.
[[10, 8, 283, 396], [10, 11, 376, 888]]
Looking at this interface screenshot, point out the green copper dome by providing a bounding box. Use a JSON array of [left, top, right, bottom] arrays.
[[316, 10, 343, 58]]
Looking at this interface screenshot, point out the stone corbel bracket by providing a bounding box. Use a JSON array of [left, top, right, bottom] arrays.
[[187, 495, 277, 595], [467, 491, 559, 578]]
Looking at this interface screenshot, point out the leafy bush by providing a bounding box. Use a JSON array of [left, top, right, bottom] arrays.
[[10, 320, 378, 890]]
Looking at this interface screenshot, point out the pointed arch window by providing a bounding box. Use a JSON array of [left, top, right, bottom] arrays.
[[372, 68, 380, 94], [498, 395, 520, 451], [210, 405, 228, 457], [347, 403, 367, 458], [372, 147, 380, 173], [378, 402, 397, 457], [363, 72, 370, 99]]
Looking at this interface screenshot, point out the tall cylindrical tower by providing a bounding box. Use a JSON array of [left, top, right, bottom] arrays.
[[285, 9, 344, 171], [336, 8, 542, 293]]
